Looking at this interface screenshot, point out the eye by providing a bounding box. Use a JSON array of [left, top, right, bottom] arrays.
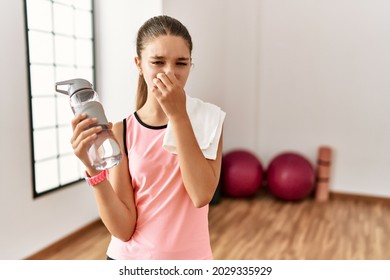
[[176, 62, 188, 66], [151, 61, 164, 65]]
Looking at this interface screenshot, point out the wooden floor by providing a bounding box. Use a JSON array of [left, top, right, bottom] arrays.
[[27, 192, 390, 260], [209, 192, 390, 259]]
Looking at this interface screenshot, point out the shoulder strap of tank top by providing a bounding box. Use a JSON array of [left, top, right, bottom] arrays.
[[122, 118, 128, 156]]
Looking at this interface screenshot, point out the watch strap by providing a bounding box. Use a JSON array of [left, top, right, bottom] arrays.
[[85, 169, 109, 186]]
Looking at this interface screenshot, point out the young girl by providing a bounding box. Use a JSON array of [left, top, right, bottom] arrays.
[[70, 15, 224, 260]]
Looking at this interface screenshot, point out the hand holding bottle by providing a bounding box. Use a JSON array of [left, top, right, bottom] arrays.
[[70, 114, 101, 173], [56, 78, 122, 170]]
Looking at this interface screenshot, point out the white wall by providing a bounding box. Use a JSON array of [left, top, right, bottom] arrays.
[[165, 0, 390, 197], [96, 0, 163, 123], [256, 0, 390, 197]]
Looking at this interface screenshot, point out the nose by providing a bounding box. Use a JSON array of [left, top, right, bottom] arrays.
[[163, 63, 174, 73], [164, 68, 180, 80]]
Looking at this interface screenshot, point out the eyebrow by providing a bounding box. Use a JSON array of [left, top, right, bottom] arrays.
[[150, 56, 190, 61]]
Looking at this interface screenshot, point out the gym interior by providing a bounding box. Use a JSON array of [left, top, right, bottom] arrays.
[[1, 0, 389, 260]]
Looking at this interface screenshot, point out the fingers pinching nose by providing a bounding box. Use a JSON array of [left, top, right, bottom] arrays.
[[156, 72, 165, 79]]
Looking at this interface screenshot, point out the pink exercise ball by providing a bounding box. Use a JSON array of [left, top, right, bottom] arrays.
[[222, 150, 263, 198], [267, 152, 315, 201]]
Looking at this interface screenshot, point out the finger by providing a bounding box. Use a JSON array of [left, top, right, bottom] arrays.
[[164, 71, 177, 84], [73, 117, 99, 135], [71, 114, 99, 134], [153, 77, 167, 93], [71, 119, 100, 146], [73, 132, 99, 159], [71, 125, 102, 150], [71, 113, 88, 131], [156, 72, 173, 86]]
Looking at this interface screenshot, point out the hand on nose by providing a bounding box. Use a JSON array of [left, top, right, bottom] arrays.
[[158, 72, 174, 82]]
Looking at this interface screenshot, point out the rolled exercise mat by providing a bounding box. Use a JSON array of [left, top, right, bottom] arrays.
[[315, 146, 332, 202]]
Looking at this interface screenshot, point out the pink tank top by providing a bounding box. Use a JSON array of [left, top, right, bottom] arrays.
[[106, 113, 213, 259]]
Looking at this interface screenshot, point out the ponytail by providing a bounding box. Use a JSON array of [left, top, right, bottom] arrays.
[[136, 75, 147, 110]]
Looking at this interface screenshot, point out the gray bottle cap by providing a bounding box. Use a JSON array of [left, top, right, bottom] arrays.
[[55, 78, 93, 97]]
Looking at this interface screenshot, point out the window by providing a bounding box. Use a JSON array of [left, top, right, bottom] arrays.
[[24, 0, 95, 197]]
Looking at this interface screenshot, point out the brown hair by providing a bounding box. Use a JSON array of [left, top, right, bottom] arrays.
[[135, 15, 193, 110]]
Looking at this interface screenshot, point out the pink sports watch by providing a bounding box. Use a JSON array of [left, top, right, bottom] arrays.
[[85, 169, 109, 186]]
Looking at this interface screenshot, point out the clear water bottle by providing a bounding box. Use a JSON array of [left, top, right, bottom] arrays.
[[55, 78, 122, 170]]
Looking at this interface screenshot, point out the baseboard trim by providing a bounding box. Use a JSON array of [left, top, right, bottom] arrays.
[[330, 191, 390, 203], [25, 219, 104, 260]]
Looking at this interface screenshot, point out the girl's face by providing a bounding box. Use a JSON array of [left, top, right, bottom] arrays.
[[136, 35, 191, 92]]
